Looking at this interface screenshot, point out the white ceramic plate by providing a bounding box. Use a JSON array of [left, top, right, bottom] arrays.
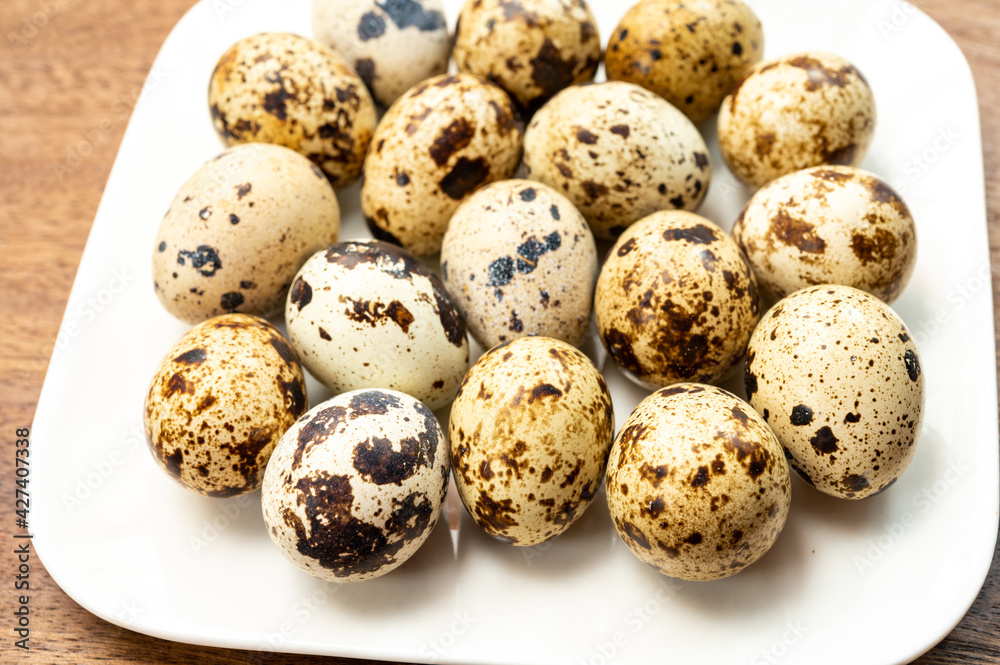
[[32, 0, 998, 663]]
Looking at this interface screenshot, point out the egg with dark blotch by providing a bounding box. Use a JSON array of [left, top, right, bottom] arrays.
[[285, 241, 469, 411], [262, 389, 449, 582], [733, 165, 917, 304], [440, 180, 597, 349], [143, 314, 308, 497], [605, 383, 791, 581], [718, 51, 876, 189], [361, 73, 523, 256], [453, 0, 601, 115], [312, 0, 450, 107], [745, 285, 925, 500], [523, 81, 711, 240], [595, 211, 759, 390], [153, 144, 340, 324], [208, 32, 376, 188], [449, 336, 614, 546], [605, 0, 764, 124]]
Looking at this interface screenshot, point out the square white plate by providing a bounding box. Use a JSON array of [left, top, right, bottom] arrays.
[[32, 0, 998, 663]]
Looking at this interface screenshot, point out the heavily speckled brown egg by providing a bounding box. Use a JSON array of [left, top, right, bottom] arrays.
[[718, 51, 876, 189], [605, 0, 764, 124], [440, 180, 597, 349], [153, 144, 340, 324], [605, 383, 790, 581], [208, 32, 376, 188], [733, 166, 917, 304], [143, 314, 307, 497], [453, 0, 601, 115], [285, 241, 469, 410], [312, 0, 450, 107], [595, 211, 758, 389], [262, 389, 449, 582], [745, 285, 925, 500], [361, 73, 523, 256], [523, 81, 711, 240], [449, 336, 614, 546]]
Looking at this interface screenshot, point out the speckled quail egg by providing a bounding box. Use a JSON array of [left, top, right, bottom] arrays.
[[733, 166, 917, 304], [209, 32, 376, 188], [449, 336, 614, 545], [285, 241, 469, 410], [523, 81, 711, 240], [361, 73, 523, 256], [453, 0, 601, 115], [144, 314, 307, 497], [718, 51, 876, 189], [440, 180, 597, 349], [595, 211, 758, 390], [262, 389, 449, 582], [605, 383, 790, 581], [745, 285, 925, 499], [312, 0, 450, 107], [605, 0, 764, 124], [153, 144, 340, 324]]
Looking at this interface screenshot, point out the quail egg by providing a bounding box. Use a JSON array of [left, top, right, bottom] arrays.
[[449, 336, 614, 546], [605, 383, 790, 581], [745, 285, 925, 499], [523, 81, 711, 240], [262, 389, 449, 582], [595, 211, 758, 389], [143, 314, 307, 497], [440, 179, 597, 349]]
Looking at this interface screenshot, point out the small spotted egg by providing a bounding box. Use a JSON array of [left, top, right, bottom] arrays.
[[153, 144, 340, 324], [523, 81, 711, 240], [453, 0, 601, 115], [449, 336, 614, 546], [285, 241, 469, 411], [718, 51, 876, 189], [361, 73, 523, 256], [745, 285, 925, 500], [605, 0, 764, 124], [440, 180, 597, 349], [208, 32, 376, 188], [143, 314, 307, 497], [595, 211, 759, 390], [605, 383, 790, 581], [262, 389, 449, 582], [312, 0, 450, 107], [733, 166, 917, 304]]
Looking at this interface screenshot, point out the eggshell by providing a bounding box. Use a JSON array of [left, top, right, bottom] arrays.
[[605, 0, 764, 124], [153, 144, 340, 324], [312, 0, 450, 107], [440, 179, 597, 349], [718, 51, 876, 189], [143, 314, 307, 497], [285, 241, 469, 410], [262, 389, 449, 582], [605, 383, 790, 581], [208, 32, 376, 188], [523, 81, 711, 240], [449, 336, 614, 546], [745, 285, 925, 499], [361, 73, 523, 256], [453, 0, 601, 115], [595, 211, 759, 389], [733, 165, 917, 304]]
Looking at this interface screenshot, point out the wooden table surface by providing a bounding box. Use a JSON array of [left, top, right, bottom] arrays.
[[1, 0, 997, 663]]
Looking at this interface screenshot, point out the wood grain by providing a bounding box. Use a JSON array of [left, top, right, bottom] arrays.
[[0, 0, 997, 663]]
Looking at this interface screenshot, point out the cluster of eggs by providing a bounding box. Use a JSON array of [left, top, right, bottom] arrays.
[[143, 0, 924, 584]]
